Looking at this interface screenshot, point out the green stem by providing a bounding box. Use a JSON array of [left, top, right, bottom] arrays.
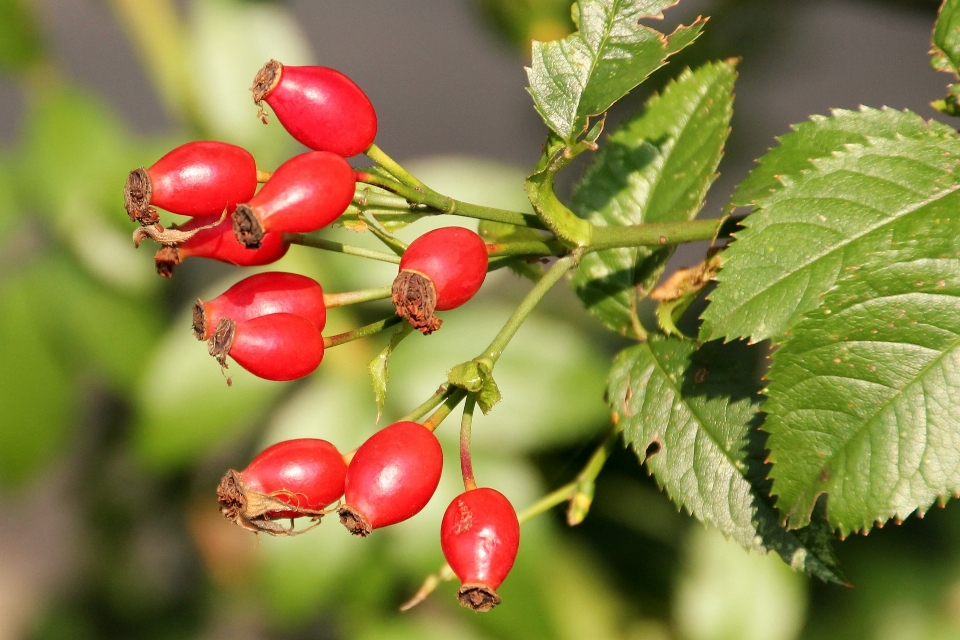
[[518, 482, 578, 522], [566, 422, 621, 525], [284, 233, 401, 264], [324, 315, 402, 348], [354, 185, 414, 210], [459, 394, 478, 491], [422, 388, 468, 432], [487, 240, 565, 258], [590, 219, 724, 251], [360, 214, 408, 256], [365, 143, 426, 189], [399, 384, 454, 423], [323, 286, 393, 308], [481, 254, 576, 364]]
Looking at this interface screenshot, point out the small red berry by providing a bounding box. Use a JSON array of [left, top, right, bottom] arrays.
[[338, 421, 443, 536], [124, 141, 257, 225], [152, 214, 289, 277], [392, 227, 489, 334], [251, 59, 377, 158], [232, 151, 355, 248], [217, 438, 348, 536], [193, 272, 326, 341], [207, 313, 323, 381], [440, 488, 520, 612]]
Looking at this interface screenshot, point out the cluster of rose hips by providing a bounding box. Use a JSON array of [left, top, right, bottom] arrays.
[[122, 60, 518, 611]]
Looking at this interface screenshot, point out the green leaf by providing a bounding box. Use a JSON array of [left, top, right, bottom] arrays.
[[0, 0, 42, 73], [571, 60, 737, 339], [931, 0, 960, 116], [608, 336, 845, 583], [525, 0, 705, 143], [764, 226, 960, 535], [447, 358, 502, 414], [0, 265, 76, 486], [729, 107, 956, 210], [368, 324, 414, 422], [702, 134, 960, 344]]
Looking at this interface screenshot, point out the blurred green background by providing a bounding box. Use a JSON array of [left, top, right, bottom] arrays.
[[3, 0, 960, 639]]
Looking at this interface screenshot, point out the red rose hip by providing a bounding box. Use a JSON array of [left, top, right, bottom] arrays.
[[338, 421, 443, 536], [392, 227, 489, 334], [251, 59, 378, 157], [124, 141, 257, 225], [207, 313, 323, 381], [193, 272, 326, 340], [153, 214, 289, 277], [232, 151, 355, 248], [441, 487, 520, 612], [218, 438, 348, 536]]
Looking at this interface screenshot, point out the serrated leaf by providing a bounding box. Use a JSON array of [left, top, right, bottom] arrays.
[[931, 0, 960, 116], [368, 324, 414, 422], [571, 60, 736, 338], [702, 134, 960, 343], [609, 336, 845, 583], [729, 107, 956, 210], [764, 227, 960, 535], [525, 0, 705, 143]]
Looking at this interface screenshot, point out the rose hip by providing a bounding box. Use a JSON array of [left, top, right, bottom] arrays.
[[251, 60, 378, 158], [338, 421, 443, 536], [232, 151, 355, 248], [193, 272, 326, 341], [392, 227, 489, 334], [153, 214, 289, 277], [218, 438, 348, 536], [207, 313, 323, 381], [440, 487, 520, 612], [124, 141, 257, 225]]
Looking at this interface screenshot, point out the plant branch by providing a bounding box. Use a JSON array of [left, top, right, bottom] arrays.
[[365, 143, 426, 189], [284, 233, 402, 264], [422, 388, 468, 432], [323, 315, 402, 348], [323, 286, 393, 308], [399, 384, 454, 423]]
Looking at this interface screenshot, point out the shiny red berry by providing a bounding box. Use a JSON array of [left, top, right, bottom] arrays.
[[207, 313, 323, 381], [440, 488, 520, 612], [217, 438, 348, 536], [338, 421, 443, 536], [251, 59, 377, 158], [232, 151, 355, 248], [193, 272, 326, 341], [153, 214, 289, 277], [392, 227, 489, 334], [124, 141, 257, 225]]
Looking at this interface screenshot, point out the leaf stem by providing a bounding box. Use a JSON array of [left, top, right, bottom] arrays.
[[284, 233, 402, 264], [459, 394, 478, 491], [323, 286, 393, 308], [481, 254, 577, 364], [323, 315, 402, 348]]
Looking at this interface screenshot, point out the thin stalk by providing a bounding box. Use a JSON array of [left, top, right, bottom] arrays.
[[257, 170, 272, 183], [422, 388, 468, 432], [459, 394, 478, 491], [399, 384, 454, 423], [284, 233, 401, 264], [517, 482, 578, 522], [566, 422, 621, 525], [323, 286, 393, 308], [324, 315, 402, 348], [360, 213, 408, 255], [365, 143, 426, 189], [354, 185, 414, 210], [487, 240, 564, 258], [481, 255, 576, 364]]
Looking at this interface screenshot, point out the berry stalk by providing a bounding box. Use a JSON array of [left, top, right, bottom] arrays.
[[323, 286, 394, 308], [284, 233, 402, 264], [323, 315, 403, 349], [459, 394, 478, 492]]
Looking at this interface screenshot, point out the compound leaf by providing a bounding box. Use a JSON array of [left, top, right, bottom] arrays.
[[572, 60, 736, 338], [765, 225, 960, 535], [609, 336, 845, 583], [526, 0, 705, 143], [702, 134, 960, 343]]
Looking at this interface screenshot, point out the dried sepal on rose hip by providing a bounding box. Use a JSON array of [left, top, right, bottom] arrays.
[[232, 151, 355, 248], [193, 272, 326, 340], [440, 487, 520, 612], [392, 227, 489, 335], [152, 214, 290, 277], [251, 59, 378, 157], [207, 313, 323, 382], [218, 438, 348, 536], [124, 141, 257, 225], [338, 421, 443, 536]]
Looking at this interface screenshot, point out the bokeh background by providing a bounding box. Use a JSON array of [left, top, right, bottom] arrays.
[[3, 0, 960, 639]]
